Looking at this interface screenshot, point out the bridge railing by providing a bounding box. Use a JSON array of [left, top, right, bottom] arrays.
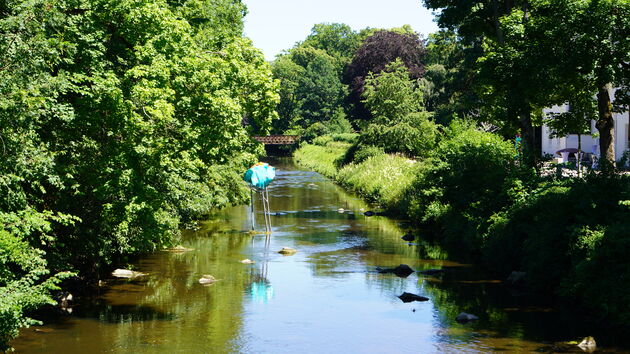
[[253, 135, 301, 145]]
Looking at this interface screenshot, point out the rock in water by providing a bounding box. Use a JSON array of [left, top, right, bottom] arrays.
[[401, 233, 415, 241], [578, 337, 596, 352], [278, 247, 297, 255], [363, 211, 375, 216], [240, 259, 255, 264], [198, 275, 218, 285], [111, 269, 145, 278], [455, 312, 479, 323], [377, 264, 414, 278], [398, 292, 429, 303], [167, 245, 194, 253]]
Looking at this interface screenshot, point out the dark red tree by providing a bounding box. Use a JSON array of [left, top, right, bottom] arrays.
[[343, 30, 427, 123]]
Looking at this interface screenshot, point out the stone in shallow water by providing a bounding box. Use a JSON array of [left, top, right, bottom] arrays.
[[401, 233, 415, 241], [455, 312, 479, 323], [167, 245, 194, 253], [111, 269, 145, 278], [240, 259, 255, 264], [198, 275, 218, 285], [578, 337, 596, 352], [278, 247, 297, 255], [377, 264, 414, 278], [398, 292, 429, 303]]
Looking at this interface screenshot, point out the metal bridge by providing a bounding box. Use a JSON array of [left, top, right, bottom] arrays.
[[253, 135, 300, 145]]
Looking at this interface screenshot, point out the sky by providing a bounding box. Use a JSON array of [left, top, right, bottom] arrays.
[[242, 0, 439, 61]]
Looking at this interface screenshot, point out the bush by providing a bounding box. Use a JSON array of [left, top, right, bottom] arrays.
[[483, 174, 630, 300], [352, 145, 385, 164], [359, 112, 438, 158], [404, 120, 523, 248], [0, 230, 71, 350]]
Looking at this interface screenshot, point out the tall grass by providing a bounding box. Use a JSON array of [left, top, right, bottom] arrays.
[[294, 142, 418, 213]]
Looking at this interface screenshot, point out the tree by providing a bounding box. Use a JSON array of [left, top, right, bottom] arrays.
[[301, 23, 361, 64], [362, 59, 423, 124], [423, 30, 480, 124], [294, 47, 346, 127], [271, 46, 347, 133], [357, 59, 437, 157], [426, 0, 630, 165], [344, 30, 427, 123], [0, 0, 278, 347]]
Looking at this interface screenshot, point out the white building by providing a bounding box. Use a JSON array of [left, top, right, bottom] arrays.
[[541, 95, 630, 161]]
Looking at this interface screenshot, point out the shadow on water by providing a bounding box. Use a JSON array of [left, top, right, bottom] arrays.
[[11, 158, 629, 353]]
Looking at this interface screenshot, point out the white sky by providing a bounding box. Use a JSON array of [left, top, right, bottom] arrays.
[[242, 0, 439, 60]]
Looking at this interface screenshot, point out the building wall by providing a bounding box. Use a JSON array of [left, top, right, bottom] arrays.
[[541, 101, 630, 161]]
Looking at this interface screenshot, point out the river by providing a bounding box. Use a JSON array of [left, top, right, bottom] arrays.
[[10, 159, 621, 353]]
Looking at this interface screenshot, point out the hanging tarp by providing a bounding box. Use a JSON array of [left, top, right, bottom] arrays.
[[244, 162, 276, 189]]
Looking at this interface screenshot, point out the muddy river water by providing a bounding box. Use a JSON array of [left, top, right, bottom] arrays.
[[11, 160, 623, 353]]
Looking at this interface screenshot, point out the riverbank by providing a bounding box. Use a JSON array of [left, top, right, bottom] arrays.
[[294, 132, 630, 337]]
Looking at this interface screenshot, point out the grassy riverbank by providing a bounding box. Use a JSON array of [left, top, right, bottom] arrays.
[[294, 128, 630, 332], [294, 134, 417, 211]]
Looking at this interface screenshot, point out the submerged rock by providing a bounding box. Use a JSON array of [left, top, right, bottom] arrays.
[[278, 247, 298, 255], [112, 269, 145, 279], [578, 337, 596, 352], [455, 312, 479, 323], [377, 264, 414, 278], [398, 292, 429, 303], [198, 275, 218, 285], [167, 245, 194, 253], [401, 233, 415, 241], [240, 259, 255, 264]]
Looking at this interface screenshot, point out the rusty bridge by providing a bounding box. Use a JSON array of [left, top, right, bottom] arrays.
[[253, 135, 300, 145]]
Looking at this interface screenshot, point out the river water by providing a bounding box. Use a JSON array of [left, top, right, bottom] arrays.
[[11, 160, 622, 353]]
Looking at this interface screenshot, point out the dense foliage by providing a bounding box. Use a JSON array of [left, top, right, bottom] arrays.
[[424, 0, 630, 164], [288, 0, 630, 339], [0, 0, 278, 347], [271, 24, 430, 138], [344, 30, 427, 123], [270, 23, 358, 135]]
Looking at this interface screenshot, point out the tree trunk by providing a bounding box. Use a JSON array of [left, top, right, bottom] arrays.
[[519, 109, 538, 169], [577, 133, 581, 178], [596, 83, 615, 164], [493, 0, 505, 45]]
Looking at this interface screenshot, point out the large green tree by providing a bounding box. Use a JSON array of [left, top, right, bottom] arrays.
[[0, 0, 278, 346], [271, 42, 348, 134]]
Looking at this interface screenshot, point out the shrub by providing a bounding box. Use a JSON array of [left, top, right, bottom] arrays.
[[0, 230, 72, 350], [352, 145, 385, 164], [359, 112, 438, 158], [404, 120, 522, 248]]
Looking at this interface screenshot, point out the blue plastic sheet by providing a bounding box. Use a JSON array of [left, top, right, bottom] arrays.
[[244, 162, 276, 189]]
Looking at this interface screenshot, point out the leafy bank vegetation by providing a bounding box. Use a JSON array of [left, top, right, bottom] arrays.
[[0, 0, 277, 348]]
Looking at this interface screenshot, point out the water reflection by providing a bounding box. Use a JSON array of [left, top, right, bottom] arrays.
[[11, 159, 627, 353]]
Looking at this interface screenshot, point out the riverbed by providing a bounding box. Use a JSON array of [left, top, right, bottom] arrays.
[[11, 159, 620, 353]]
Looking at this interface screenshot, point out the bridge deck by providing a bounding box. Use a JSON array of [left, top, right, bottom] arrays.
[[253, 135, 300, 145]]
